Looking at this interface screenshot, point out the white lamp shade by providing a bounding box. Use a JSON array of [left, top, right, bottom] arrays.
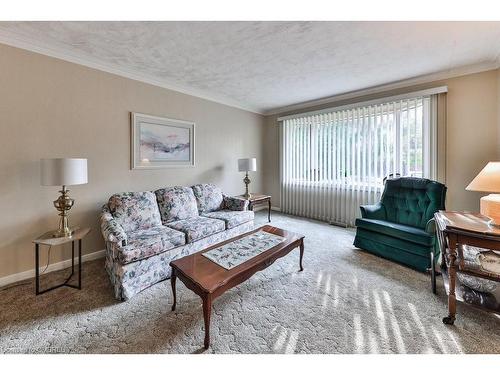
[[238, 158, 257, 172], [466, 162, 500, 193], [41, 158, 88, 186]]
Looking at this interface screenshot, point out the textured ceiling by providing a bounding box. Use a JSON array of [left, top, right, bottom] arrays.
[[1, 21, 500, 114]]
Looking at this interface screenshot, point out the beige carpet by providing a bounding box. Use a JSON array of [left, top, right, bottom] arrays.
[[0, 212, 499, 354]]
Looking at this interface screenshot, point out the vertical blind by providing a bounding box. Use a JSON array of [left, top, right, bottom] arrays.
[[280, 95, 438, 226]]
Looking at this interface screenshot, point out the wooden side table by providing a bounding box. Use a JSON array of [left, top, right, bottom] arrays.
[[434, 211, 500, 325], [32, 227, 91, 295], [237, 194, 272, 222]]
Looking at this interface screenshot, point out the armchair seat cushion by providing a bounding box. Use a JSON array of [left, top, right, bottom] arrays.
[[355, 218, 434, 246], [201, 210, 254, 229], [166, 216, 225, 243], [116, 226, 186, 264]]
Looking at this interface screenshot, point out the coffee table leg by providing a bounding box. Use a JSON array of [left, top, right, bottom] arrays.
[[202, 294, 212, 349], [299, 240, 304, 271], [171, 270, 177, 311]]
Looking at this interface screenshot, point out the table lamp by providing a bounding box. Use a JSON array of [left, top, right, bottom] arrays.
[[466, 161, 500, 226], [238, 158, 257, 199], [41, 158, 88, 237]]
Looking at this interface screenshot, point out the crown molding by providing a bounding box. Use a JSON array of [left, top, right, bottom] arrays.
[[277, 86, 448, 122], [263, 60, 500, 116], [0, 32, 264, 115], [1, 29, 499, 118]]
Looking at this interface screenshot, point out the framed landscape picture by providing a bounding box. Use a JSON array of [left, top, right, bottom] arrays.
[[131, 112, 195, 169]]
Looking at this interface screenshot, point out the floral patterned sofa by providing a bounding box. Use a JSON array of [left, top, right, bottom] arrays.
[[100, 183, 254, 300]]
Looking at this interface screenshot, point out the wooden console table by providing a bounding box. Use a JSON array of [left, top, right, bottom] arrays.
[[434, 211, 500, 325]]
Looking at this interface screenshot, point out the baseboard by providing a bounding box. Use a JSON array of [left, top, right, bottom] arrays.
[[253, 206, 282, 213], [253, 206, 281, 212], [0, 249, 106, 288]]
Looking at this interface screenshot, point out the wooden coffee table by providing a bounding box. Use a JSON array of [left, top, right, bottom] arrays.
[[169, 225, 305, 349]]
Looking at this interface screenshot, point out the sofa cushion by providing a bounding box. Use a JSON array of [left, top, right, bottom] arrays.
[[202, 210, 254, 229], [223, 195, 249, 211], [166, 216, 225, 243], [355, 218, 434, 246], [116, 226, 186, 264], [191, 183, 224, 213], [155, 186, 199, 224], [108, 191, 162, 232]]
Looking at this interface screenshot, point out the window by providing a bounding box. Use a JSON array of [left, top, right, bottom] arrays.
[[280, 89, 443, 226]]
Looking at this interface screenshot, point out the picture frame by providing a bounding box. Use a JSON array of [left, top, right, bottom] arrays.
[[131, 112, 195, 169]]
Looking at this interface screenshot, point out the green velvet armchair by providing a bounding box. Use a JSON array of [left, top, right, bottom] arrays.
[[354, 177, 447, 291]]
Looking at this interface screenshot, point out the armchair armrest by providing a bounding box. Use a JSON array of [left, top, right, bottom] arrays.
[[425, 218, 440, 257], [223, 195, 249, 211], [100, 205, 127, 246], [359, 203, 386, 220], [425, 218, 436, 235]]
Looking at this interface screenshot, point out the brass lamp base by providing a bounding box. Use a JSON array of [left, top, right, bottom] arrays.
[[243, 172, 252, 199], [52, 227, 76, 238], [52, 185, 75, 238]]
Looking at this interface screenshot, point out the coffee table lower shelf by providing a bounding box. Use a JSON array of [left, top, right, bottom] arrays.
[[169, 225, 304, 349]]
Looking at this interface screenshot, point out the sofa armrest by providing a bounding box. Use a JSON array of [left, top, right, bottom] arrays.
[[100, 205, 127, 246], [223, 195, 249, 211], [359, 203, 386, 220]]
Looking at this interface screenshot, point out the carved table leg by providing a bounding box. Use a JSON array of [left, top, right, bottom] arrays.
[[202, 294, 212, 349], [268, 199, 271, 222], [171, 270, 177, 311], [299, 240, 304, 272], [443, 235, 457, 325]]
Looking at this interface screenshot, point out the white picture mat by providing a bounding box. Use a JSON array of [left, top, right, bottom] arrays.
[[131, 112, 195, 169]]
